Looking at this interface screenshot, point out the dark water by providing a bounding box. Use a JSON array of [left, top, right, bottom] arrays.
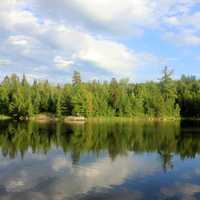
[[0, 121, 200, 200]]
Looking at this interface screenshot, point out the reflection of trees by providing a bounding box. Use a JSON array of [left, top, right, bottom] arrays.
[[0, 121, 200, 171], [158, 151, 174, 172]]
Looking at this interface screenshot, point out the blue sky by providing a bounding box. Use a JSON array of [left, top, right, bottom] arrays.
[[0, 0, 200, 83]]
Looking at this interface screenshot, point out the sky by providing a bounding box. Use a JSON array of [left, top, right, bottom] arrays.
[[0, 0, 200, 83]]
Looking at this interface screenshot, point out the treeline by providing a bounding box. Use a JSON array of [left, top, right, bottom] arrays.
[[0, 67, 200, 119]]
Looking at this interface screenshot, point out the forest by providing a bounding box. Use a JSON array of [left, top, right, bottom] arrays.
[[0, 67, 200, 120]]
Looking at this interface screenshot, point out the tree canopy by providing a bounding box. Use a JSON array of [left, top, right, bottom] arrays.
[[0, 68, 199, 119]]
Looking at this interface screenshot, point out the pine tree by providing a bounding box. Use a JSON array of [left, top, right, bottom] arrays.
[[72, 71, 81, 85], [160, 66, 180, 118]]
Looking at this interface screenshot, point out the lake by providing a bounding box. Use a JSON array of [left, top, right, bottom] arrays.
[[0, 120, 200, 200]]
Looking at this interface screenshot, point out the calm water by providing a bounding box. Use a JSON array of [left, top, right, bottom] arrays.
[[0, 121, 200, 199]]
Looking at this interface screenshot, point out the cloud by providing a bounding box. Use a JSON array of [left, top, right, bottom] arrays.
[[6, 180, 25, 192], [77, 37, 147, 75], [7, 35, 31, 46], [45, 153, 159, 199], [0, 1, 39, 36], [0, 9, 160, 79], [30, 0, 198, 35], [0, 0, 199, 82], [5, 35, 38, 57], [51, 157, 72, 171], [0, 59, 11, 66], [165, 11, 200, 31], [54, 56, 74, 69], [37, 21, 150, 76], [0, 152, 160, 199], [164, 30, 200, 46], [163, 5, 200, 46], [46, 25, 161, 76], [160, 183, 200, 200]]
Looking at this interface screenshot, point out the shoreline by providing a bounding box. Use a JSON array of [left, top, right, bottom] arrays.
[[0, 114, 184, 123], [1, 114, 200, 123]]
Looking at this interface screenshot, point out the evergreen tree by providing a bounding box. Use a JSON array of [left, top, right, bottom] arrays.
[[1, 68, 200, 120], [160, 66, 180, 117], [56, 94, 62, 118], [72, 71, 81, 85]]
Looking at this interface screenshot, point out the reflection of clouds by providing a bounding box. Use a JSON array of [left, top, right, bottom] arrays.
[[0, 159, 16, 168], [52, 157, 72, 171], [73, 153, 159, 189], [45, 152, 159, 199], [4, 167, 54, 193], [0, 151, 160, 199], [0, 191, 46, 200], [6, 180, 25, 192], [195, 168, 200, 176], [77, 189, 144, 200], [180, 166, 200, 180], [0, 152, 53, 193], [161, 183, 200, 200]]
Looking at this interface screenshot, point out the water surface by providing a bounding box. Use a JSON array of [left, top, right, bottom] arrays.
[[0, 120, 200, 199]]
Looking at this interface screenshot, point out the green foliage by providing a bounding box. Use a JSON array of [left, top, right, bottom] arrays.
[[177, 75, 200, 117], [0, 68, 199, 120], [56, 94, 62, 118], [72, 71, 81, 85]]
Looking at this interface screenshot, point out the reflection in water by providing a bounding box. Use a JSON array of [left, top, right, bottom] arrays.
[[0, 121, 200, 199], [160, 183, 200, 200]]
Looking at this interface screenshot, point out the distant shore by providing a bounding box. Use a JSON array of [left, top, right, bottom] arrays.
[[2, 113, 200, 123], [31, 114, 86, 124], [0, 113, 185, 123]]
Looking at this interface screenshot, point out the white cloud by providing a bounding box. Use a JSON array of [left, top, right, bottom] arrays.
[[30, 0, 198, 34], [0, 59, 11, 66], [41, 22, 160, 76], [164, 30, 200, 46], [77, 38, 140, 75], [0, 1, 39, 35], [0, 10, 158, 78], [163, 6, 200, 46], [7, 35, 32, 46], [164, 16, 181, 26], [40, 22, 147, 75], [3, 35, 40, 58], [0, 0, 199, 81], [54, 56, 74, 69], [165, 11, 200, 30]]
